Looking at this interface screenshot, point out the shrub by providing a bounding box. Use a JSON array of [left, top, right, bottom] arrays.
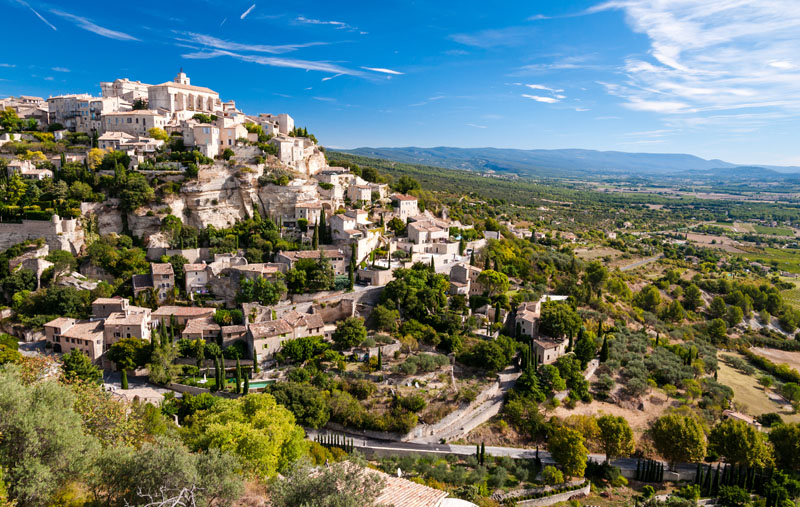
[[543, 465, 564, 485]]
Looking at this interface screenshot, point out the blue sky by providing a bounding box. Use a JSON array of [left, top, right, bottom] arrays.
[[2, 0, 800, 165]]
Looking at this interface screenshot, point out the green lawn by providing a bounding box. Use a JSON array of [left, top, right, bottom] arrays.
[[752, 224, 795, 237]]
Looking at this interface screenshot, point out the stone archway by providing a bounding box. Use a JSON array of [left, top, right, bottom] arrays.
[[53, 344, 62, 353]]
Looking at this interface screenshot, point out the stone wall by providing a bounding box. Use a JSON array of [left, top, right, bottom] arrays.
[[0, 216, 84, 254]]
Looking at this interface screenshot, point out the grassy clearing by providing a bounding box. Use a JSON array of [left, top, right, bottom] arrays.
[[717, 353, 800, 422], [752, 224, 795, 237], [737, 246, 800, 273], [733, 222, 756, 233]]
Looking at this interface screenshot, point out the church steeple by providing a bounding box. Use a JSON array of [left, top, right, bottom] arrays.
[[174, 69, 190, 86]]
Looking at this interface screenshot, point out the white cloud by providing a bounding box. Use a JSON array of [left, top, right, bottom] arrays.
[[522, 94, 560, 103], [525, 84, 563, 92], [51, 67, 69, 72], [295, 16, 360, 32], [466, 123, 487, 128], [322, 73, 343, 82], [44, 76, 54, 81], [361, 67, 403, 75], [0, 63, 15, 68], [178, 32, 327, 54], [181, 49, 364, 76], [240, 4, 256, 20], [51, 10, 137, 41], [14, 1, 57, 31], [594, 0, 800, 126], [450, 26, 530, 48]]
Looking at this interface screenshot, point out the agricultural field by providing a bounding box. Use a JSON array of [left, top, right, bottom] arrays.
[[750, 347, 800, 373], [779, 277, 800, 309], [751, 224, 795, 236], [737, 246, 800, 273], [717, 353, 799, 422]]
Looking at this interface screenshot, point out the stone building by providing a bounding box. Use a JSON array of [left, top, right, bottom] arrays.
[[100, 78, 151, 102], [147, 71, 221, 117], [101, 110, 167, 136], [391, 194, 419, 220]]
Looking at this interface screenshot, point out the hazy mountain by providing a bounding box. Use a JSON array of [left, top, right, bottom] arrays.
[[335, 146, 800, 177]]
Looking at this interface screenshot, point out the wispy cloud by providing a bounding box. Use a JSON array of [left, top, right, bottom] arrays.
[[14, 0, 56, 31], [321, 73, 343, 82], [295, 16, 361, 33], [0, 63, 15, 68], [361, 66, 403, 75], [450, 26, 531, 49], [466, 123, 487, 129], [313, 96, 336, 102], [594, 0, 800, 126], [240, 4, 256, 20], [522, 94, 560, 103], [409, 95, 446, 107], [181, 49, 365, 76], [178, 32, 328, 55], [525, 84, 563, 93], [51, 67, 69, 72], [44, 76, 54, 81], [51, 10, 137, 41]]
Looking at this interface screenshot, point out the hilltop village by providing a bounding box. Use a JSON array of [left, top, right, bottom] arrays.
[[2, 73, 800, 507]]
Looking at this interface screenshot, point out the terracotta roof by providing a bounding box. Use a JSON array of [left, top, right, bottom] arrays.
[[102, 110, 164, 116], [280, 248, 345, 260], [106, 311, 149, 326], [183, 316, 221, 335], [152, 306, 215, 318], [370, 469, 448, 507], [151, 263, 174, 275], [249, 320, 293, 338], [61, 320, 104, 339], [392, 194, 418, 202], [184, 263, 207, 272], [45, 317, 74, 328], [222, 325, 247, 334], [132, 273, 153, 289]]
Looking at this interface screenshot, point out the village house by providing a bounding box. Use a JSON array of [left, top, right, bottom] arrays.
[[294, 201, 322, 226], [449, 263, 483, 296], [75, 96, 130, 134], [97, 131, 136, 151], [275, 247, 348, 276], [44, 318, 104, 361], [132, 263, 175, 303], [515, 294, 571, 365], [181, 316, 221, 342], [6, 159, 53, 180], [184, 263, 211, 296], [101, 110, 168, 136], [248, 319, 294, 360], [100, 78, 152, 102], [103, 306, 152, 351], [47, 93, 93, 131], [391, 194, 419, 220], [151, 306, 215, 327]]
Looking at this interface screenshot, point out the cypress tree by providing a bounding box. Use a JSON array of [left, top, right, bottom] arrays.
[[695, 463, 702, 485], [636, 460, 642, 481], [568, 332, 574, 352], [494, 301, 502, 323], [312, 223, 319, 249], [253, 346, 260, 374], [459, 237, 465, 255], [319, 208, 327, 244], [470, 250, 475, 266], [480, 442, 485, 465], [377, 348, 382, 370], [476, 444, 480, 459], [599, 334, 609, 362], [235, 358, 242, 394], [121, 369, 128, 390], [430, 256, 435, 271], [484, 256, 491, 270], [243, 373, 250, 395]]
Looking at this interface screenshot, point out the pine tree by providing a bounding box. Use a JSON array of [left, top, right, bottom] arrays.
[[235, 358, 242, 394], [121, 369, 128, 390]]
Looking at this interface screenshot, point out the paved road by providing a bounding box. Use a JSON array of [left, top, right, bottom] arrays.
[[620, 254, 664, 272]]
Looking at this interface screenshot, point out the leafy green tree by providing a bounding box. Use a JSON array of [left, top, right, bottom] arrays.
[[726, 305, 744, 327], [542, 465, 564, 485], [539, 301, 581, 339], [573, 332, 597, 369], [269, 382, 330, 429], [90, 436, 243, 506], [597, 415, 635, 462], [537, 364, 567, 395], [663, 299, 686, 322], [716, 486, 751, 507], [476, 269, 509, 298], [394, 175, 420, 194], [146, 342, 182, 385], [683, 284, 703, 311], [2, 268, 35, 297], [107, 338, 150, 387], [768, 423, 800, 472], [635, 285, 662, 312], [119, 172, 154, 211], [269, 457, 385, 507], [61, 349, 102, 384], [584, 261, 608, 296], [332, 317, 367, 350], [708, 418, 774, 467], [372, 304, 400, 333], [0, 365, 98, 506], [186, 394, 306, 477], [548, 427, 588, 478], [650, 414, 707, 468]]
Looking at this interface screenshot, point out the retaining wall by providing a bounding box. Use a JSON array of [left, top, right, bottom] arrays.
[[515, 482, 591, 507]]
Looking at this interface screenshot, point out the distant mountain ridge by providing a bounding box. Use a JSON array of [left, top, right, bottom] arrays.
[[334, 146, 800, 177]]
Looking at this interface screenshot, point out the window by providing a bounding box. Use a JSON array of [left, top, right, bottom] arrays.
[[127, 118, 132, 123]]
